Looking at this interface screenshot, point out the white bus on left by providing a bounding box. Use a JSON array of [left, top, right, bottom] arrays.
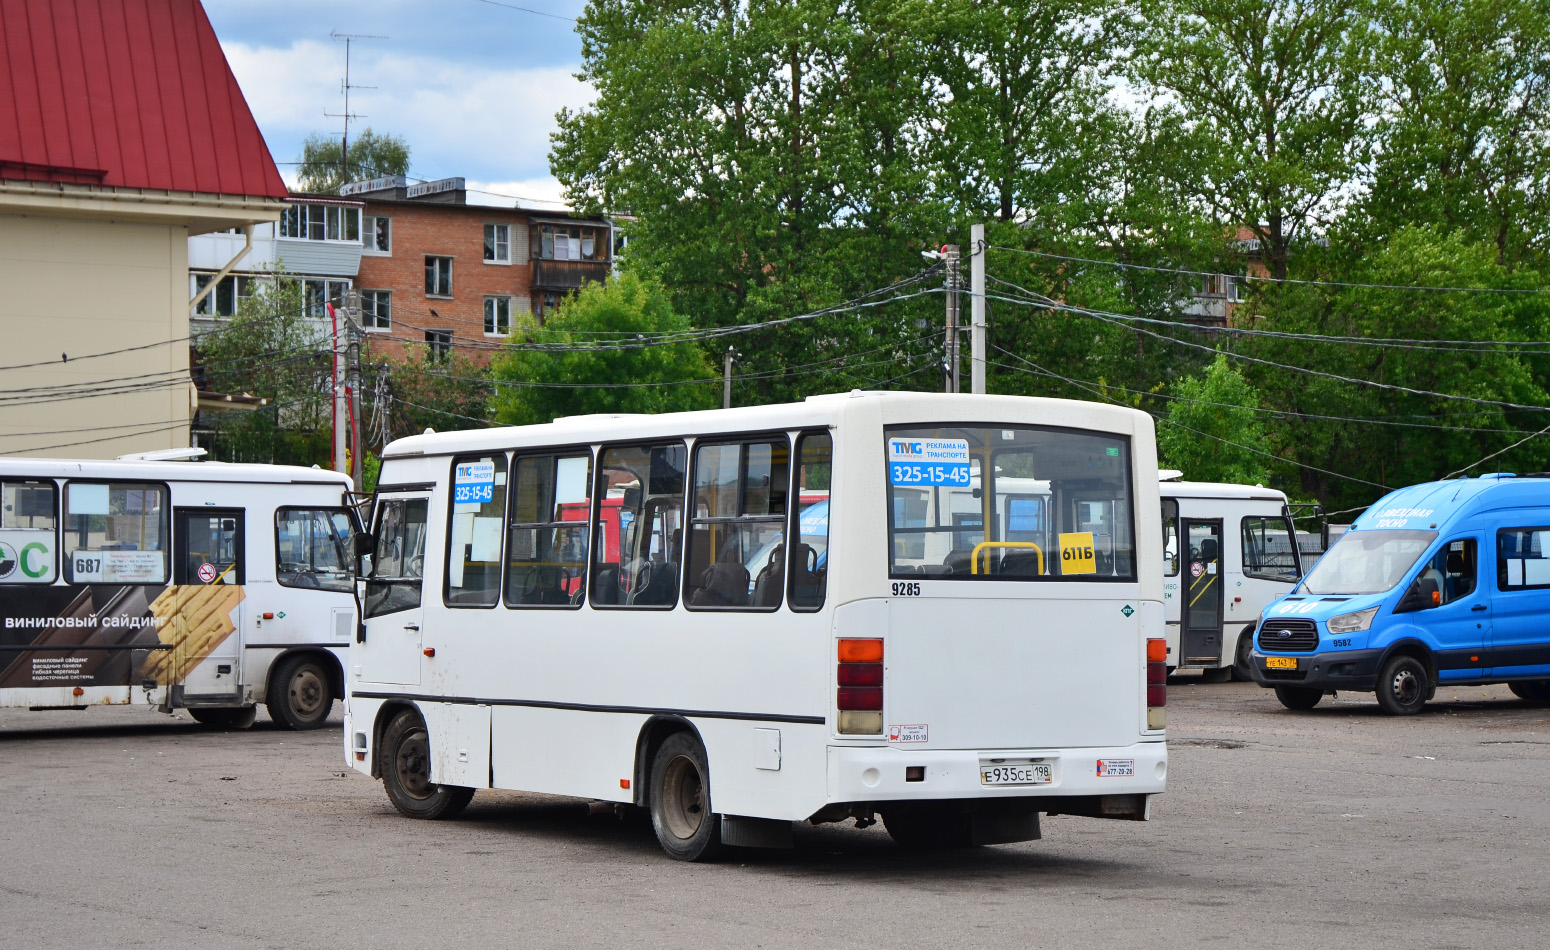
[[0, 458, 360, 729]]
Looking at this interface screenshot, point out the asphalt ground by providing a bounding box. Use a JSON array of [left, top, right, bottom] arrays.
[[2, 677, 1547, 950]]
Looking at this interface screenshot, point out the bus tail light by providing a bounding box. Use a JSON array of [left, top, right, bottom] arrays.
[[1146, 638, 1167, 729], [838, 639, 883, 735]]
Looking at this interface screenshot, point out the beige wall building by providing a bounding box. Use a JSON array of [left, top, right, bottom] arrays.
[[0, 0, 290, 460]]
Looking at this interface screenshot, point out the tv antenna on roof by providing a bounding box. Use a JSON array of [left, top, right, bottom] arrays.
[[325, 31, 387, 185]]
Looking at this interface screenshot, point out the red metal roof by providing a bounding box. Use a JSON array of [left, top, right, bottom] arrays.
[[0, 0, 288, 199]]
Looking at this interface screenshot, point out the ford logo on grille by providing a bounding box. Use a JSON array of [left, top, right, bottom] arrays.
[[1276, 629, 1292, 638]]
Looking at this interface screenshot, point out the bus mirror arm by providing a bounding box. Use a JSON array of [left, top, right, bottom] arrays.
[[1395, 580, 1424, 613]]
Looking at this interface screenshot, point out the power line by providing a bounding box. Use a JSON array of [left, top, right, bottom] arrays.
[[988, 344, 1530, 436], [1444, 421, 1550, 479], [984, 284, 1550, 414], [987, 244, 1550, 296], [471, 0, 576, 23], [986, 352, 1390, 490]]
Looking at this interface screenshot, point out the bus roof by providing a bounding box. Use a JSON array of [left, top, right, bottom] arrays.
[[0, 457, 352, 487], [1159, 480, 1288, 503], [1353, 474, 1550, 531], [381, 391, 1153, 459]]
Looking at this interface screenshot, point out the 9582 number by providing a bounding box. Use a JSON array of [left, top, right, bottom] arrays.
[[891, 582, 921, 597]]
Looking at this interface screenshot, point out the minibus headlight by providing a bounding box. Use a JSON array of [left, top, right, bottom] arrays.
[[1326, 607, 1378, 635]]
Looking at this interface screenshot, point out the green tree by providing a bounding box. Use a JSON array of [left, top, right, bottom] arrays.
[[194, 275, 333, 465], [1132, 0, 1373, 279], [1158, 354, 1274, 484], [371, 347, 493, 438], [1361, 0, 1550, 265], [296, 127, 411, 194], [488, 275, 718, 426]]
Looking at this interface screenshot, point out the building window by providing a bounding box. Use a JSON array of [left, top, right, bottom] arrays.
[[535, 291, 565, 320], [191, 274, 255, 318], [425, 256, 452, 297], [302, 279, 351, 319], [484, 296, 512, 336], [361, 290, 391, 331], [280, 204, 360, 242], [363, 215, 391, 254], [534, 223, 604, 261], [484, 224, 510, 264], [425, 329, 452, 360]]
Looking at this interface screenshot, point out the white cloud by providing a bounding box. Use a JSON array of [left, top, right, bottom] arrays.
[[221, 40, 592, 186], [464, 177, 574, 209]]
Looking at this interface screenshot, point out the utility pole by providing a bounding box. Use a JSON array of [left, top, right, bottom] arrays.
[[970, 223, 986, 395], [346, 292, 365, 492], [326, 32, 385, 183], [328, 302, 347, 477], [723, 346, 736, 409], [943, 243, 961, 393]]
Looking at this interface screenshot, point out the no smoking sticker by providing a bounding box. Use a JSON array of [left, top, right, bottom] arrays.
[[197, 562, 218, 584]]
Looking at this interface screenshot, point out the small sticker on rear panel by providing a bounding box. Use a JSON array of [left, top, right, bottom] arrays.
[[1096, 758, 1135, 777], [888, 724, 929, 744]]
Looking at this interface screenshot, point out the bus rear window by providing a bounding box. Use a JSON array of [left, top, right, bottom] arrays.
[[885, 426, 1134, 580]]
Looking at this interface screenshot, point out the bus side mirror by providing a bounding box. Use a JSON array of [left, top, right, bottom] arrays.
[[353, 533, 375, 577], [1395, 581, 1422, 613]]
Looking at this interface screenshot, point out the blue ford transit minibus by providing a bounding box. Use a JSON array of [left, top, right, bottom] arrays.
[[1250, 474, 1550, 714]]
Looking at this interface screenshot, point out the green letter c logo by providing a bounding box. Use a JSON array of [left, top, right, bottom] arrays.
[[20, 543, 49, 579]]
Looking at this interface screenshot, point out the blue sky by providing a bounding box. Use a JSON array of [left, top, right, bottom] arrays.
[[205, 0, 591, 208]]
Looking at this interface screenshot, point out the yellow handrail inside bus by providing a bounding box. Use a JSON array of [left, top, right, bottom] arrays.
[[970, 541, 1044, 575]]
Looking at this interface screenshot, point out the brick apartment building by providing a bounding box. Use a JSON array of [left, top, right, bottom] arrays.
[[341, 176, 613, 362]]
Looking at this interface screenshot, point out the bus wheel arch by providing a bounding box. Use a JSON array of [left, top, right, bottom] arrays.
[[632, 715, 703, 809], [370, 700, 420, 779], [378, 705, 474, 820], [265, 649, 342, 730]]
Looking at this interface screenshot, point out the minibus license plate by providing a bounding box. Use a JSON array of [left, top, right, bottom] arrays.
[[980, 762, 1051, 786], [1265, 656, 1299, 670]]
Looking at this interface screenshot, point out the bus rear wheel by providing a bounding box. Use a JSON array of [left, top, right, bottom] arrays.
[[1232, 633, 1255, 682], [1274, 686, 1323, 710], [649, 732, 723, 861], [381, 711, 474, 820], [1509, 680, 1550, 703], [187, 706, 256, 729], [267, 654, 334, 730]]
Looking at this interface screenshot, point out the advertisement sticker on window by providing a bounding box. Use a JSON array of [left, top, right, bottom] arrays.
[[453, 461, 497, 505], [888, 438, 970, 487]]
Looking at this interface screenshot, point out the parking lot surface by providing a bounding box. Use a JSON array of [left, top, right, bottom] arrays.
[[3, 678, 1548, 950]]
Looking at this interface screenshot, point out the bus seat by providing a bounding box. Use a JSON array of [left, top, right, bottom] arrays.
[[790, 542, 826, 606], [1199, 537, 1219, 563], [1000, 550, 1043, 576], [690, 540, 750, 607], [751, 543, 784, 608], [942, 549, 972, 575], [593, 564, 620, 604]]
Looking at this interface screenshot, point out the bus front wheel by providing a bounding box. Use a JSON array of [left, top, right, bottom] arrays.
[[1376, 655, 1429, 716], [649, 732, 723, 861], [381, 711, 474, 820], [1274, 686, 1323, 710]]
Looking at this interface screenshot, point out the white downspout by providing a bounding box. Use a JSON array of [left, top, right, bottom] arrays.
[[189, 224, 255, 315]]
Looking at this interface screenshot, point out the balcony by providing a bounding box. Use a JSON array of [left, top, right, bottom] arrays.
[[532, 258, 610, 291]]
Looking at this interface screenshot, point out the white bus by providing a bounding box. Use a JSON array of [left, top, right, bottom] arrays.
[[345, 392, 1167, 859], [1159, 478, 1302, 681], [0, 458, 359, 729]]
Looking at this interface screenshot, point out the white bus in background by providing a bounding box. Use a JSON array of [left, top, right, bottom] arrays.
[[1159, 476, 1302, 681], [0, 458, 359, 729], [345, 391, 1168, 860]]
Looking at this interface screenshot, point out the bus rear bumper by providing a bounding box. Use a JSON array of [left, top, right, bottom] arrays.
[[825, 741, 1166, 806]]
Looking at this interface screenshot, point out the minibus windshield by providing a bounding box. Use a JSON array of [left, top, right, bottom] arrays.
[[1299, 529, 1436, 595]]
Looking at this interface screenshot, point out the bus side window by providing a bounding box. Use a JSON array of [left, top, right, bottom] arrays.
[[62, 481, 168, 585], [591, 443, 686, 609], [446, 455, 507, 608], [789, 431, 831, 611], [275, 508, 354, 592], [1, 480, 59, 584], [366, 499, 427, 618], [1161, 499, 1179, 577], [507, 453, 592, 608], [684, 438, 789, 611]]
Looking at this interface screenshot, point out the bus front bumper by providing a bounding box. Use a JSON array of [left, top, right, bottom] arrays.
[[826, 741, 1166, 806], [1250, 648, 1383, 692]]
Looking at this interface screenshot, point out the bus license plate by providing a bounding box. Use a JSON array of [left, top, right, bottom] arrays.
[[1265, 656, 1299, 670], [980, 762, 1052, 786]]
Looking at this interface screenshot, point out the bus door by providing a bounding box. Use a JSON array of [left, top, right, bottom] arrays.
[[359, 493, 429, 686], [172, 509, 246, 700], [1181, 519, 1224, 665]]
